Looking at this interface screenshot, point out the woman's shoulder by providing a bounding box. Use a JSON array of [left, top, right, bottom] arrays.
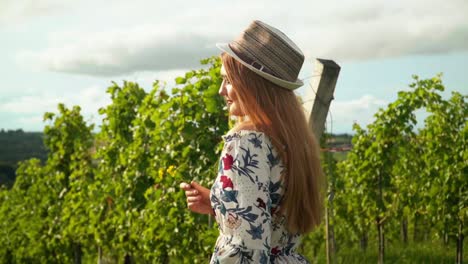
[[221, 129, 283, 175], [222, 129, 266, 143], [222, 122, 277, 151]]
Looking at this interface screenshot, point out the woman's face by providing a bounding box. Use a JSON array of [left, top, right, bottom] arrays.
[[219, 64, 244, 116]]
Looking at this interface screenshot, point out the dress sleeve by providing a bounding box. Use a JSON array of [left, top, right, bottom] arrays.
[[211, 133, 272, 264]]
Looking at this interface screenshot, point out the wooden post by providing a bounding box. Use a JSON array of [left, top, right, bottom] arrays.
[[307, 58, 340, 264], [97, 246, 102, 264], [308, 59, 341, 140], [74, 242, 82, 264], [457, 220, 464, 264], [324, 202, 331, 264]]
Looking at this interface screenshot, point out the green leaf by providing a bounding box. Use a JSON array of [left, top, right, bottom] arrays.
[[175, 77, 186, 85]]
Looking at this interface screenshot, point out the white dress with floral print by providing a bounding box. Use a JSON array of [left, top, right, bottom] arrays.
[[210, 130, 309, 264]]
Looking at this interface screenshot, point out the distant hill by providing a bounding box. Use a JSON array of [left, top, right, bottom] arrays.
[[0, 129, 47, 188], [0, 130, 353, 188]]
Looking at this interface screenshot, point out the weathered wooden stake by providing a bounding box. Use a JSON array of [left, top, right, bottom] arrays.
[[308, 59, 341, 140], [307, 58, 340, 264]]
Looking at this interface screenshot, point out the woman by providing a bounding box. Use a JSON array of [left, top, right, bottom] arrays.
[[180, 20, 324, 263]]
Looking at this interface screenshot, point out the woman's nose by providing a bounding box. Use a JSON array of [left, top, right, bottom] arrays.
[[219, 81, 226, 96]]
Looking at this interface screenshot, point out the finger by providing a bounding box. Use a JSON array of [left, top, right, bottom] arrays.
[[179, 182, 192, 190], [190, 181, 204, 191], [185, 190, 199, 198], [187, 196, 201, 203], [188, 190, 199, 195]]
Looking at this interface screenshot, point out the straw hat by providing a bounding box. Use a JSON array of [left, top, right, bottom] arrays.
[[216, 20, 305, 90]]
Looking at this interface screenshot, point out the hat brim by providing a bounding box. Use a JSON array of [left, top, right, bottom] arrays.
[[216, 43, 304, 90]]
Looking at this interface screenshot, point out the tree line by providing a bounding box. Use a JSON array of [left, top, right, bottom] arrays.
[[0, 130, 47, 188]]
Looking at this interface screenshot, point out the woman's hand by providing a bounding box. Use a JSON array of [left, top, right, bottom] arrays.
[[180, 181, 214, 215]]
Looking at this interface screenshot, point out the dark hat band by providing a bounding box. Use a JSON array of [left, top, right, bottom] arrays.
[[228, 43, 279, 78]]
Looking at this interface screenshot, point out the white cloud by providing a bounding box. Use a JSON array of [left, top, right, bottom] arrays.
[[12, 0, 468, 76], [73, 85, 112, 115], [331, 95, 387, 119], [0, 0, 72, 27], [17, 26, 221, 76], [328, 95, 388, 130], [302, 93, 388, 133], [296, 0, 468, 60], [0, 85, 111, 128], [0, 95, 63, 114]]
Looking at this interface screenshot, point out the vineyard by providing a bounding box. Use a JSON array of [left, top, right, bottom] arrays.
[[0, 56, 466, 264]]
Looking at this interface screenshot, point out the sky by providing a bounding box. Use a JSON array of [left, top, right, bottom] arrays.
[[0, 0, 467, 134]]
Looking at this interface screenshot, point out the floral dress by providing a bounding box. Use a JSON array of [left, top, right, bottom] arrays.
[[210, 130, 309, 264]]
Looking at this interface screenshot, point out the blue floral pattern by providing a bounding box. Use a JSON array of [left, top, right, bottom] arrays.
[[210, 130, 309, 263]]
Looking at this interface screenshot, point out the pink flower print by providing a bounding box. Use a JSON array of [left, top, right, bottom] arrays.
[[225, 212, 242, 229], [222, 153, 234, 170], [271, 246, 281, 255], [220, 175, 234, 189]]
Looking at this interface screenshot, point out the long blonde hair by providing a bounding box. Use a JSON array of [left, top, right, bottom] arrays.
[[221, 53, 324, 234]]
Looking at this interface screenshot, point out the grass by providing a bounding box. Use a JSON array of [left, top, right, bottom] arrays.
[[303, 241, 466, 264]]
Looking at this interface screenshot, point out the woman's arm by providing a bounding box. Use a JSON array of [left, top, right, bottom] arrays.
[[210, 132, 272, 263]]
